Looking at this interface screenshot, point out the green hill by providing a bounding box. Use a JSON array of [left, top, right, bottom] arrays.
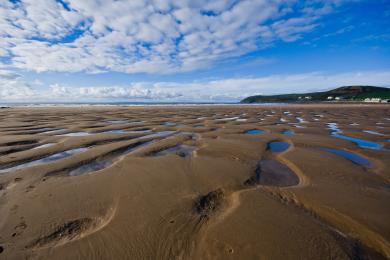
[[240, 86, 390, 103]]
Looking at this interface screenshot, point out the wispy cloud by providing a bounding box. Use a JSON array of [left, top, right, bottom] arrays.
[[0, 0, 343, 74]]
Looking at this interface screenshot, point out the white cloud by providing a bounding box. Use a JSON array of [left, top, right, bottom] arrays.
[[0, 76, 35, 100], [0, 0, 343, 74], [1, 70, 389, 102], [0, 69, 21, 80], [48, 83, 182, 100]]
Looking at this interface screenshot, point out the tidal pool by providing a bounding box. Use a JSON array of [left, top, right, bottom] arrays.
[[69, 160, 114, 176], [106, 120, 128, 124], [58, 132, 92, 137], [140, 131, 176, 139], [216, 117, 240, 121], [68, 140, 158, 176], [101, 129, 128, 134], [0, 148, 88, 174], [38, 129, 67, 135], [332, 134, 383, 150], [162, 122, 177, 126], [362, 130, 385, 136], [282, 130, 295, 136], [268, 141, 290, 153], [327, 123, 383, 150], [320, 148, 372, 168], [32, 143, 56, 150], [154, 144, 196, 157], [327, 123, 342, 134], [246, 129, 266, 135], [246, 160, 299, 187]]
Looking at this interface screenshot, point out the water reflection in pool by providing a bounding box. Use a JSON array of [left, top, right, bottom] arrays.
[[268, 141, 290, 153], [320, 148, 372, 168], [154, 144, 196, 157], [246, 129, 266, 135], [282, 130, 295, 137], [0, 148, 88, 174], [332, 134, 383, 150]]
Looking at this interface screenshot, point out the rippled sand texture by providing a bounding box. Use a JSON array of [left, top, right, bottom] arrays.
[[0, 104, 389, 259]]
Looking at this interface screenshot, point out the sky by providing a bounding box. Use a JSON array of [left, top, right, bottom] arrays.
[[0, 0, 389, 103]]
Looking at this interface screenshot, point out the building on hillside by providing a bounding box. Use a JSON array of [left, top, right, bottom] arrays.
[[364, 98, 382, 103]]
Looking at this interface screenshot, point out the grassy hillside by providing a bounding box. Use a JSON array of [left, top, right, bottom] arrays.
[[240, 86, 390, 103]]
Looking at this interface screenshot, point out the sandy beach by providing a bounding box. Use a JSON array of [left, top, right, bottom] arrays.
[[0, 104, 389, 259]]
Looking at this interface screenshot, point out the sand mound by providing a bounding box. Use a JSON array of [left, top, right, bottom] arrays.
[[195, 189, 225, 219], [29, 206, 116, 249], [30, 218, 94, 248]]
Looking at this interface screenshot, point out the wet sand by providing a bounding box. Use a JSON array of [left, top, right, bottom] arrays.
[[0, 104, 389, 259]]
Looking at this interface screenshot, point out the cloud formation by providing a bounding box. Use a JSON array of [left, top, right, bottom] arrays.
[[1, 70, 389, 102], [0, 0, 342, 74], [49, 83, 182, 99]]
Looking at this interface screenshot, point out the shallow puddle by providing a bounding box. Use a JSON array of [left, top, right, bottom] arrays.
[[327, 122, 342, 134], [140, 131, 176, 139], [106, 120, 128, 124], [154, 144, 196, 157], [320, 148, 372, 168], [38, 129, 67, 135], [162, 122, 176, 126], [69, 160, 113, 176], [58, 132, 92, 137], [67, 140, 157, 176], [268, 141, 290, 153], [246, 129, 266, 135], [327, 123, 383, 150], [216, 117, 239, 121], [251, 160, 299, 187], [32, 127, 55, 133], [101, 129, 128, 134], [32, 143, 56, 150], [282, 130, 295, 136], [362, 130, 385, 136], [332, 134, 383, 150], [0, 148, 88, 174], [120, 140, 156, 155]]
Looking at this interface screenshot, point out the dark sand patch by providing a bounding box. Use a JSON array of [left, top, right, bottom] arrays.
[[195, 189, 225, 219], [29, 218, 94, 248]]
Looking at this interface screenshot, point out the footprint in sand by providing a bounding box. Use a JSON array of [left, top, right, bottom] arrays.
[[12, 221, 27, 237]]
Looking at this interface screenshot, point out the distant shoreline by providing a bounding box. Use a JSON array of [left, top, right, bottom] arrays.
[[1, 102, 389, 109]]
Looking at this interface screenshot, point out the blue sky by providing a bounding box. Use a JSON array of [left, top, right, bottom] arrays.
[[0, 0, 389, 102]]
